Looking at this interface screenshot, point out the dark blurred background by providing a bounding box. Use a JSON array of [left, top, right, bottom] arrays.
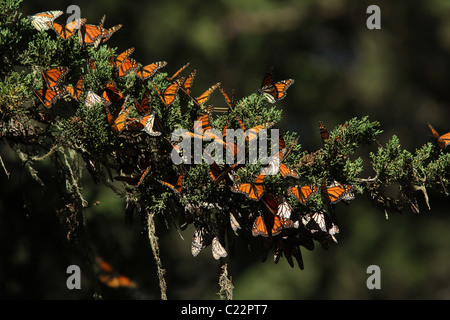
[[2, 0, 450, 299]]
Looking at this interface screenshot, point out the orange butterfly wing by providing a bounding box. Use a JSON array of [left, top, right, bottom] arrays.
[[194, 82, 220, 107], [231, 172, 266, 201], [182, 69, 197, 95], [65, 75, 85, 101], [114, 166, 151, 187], [116, 57, 140, 78], [35, 87, 64, 108], [158, 172, 184, 194], [428, 123, 450, 149], [136, 61, 167, 80], [288, 185, 318, 204], [52, 18, 86, 40], [321, 180, 355, 204], [42, 66, 69, 88], [166, 62, 190, 81], [252, 215, 269, 237]]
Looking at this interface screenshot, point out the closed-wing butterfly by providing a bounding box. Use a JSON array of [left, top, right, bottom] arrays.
[[96, 256, 137, 289], [35, 87, 65, 108], [86, 90, 109, 108], [288, 185, 319, 204], [258, 66, 294, 103], [166, 62, 190, 82], [302, 211, 339, 243], [319, 120, 346, 144], [51, 18, 86, 40], [28, 10, 63, 31], [229, 211, 242, 232], [158, 171, 184, 194], [136, 61, 167, 80], [127, 112, 163, 136], [106, 97, 132, 133], [261, 194, 293, 219], [191, 226, 213, 257], [114, 166, 151, 187], [102, 80, 124, 104], [134, 92, 151, 115], [42, 66, 69, 89], [182, 69, 197, 96], [231, 171, 267, 201], [151, 77, 184, 107], [427, 122, 450, 149], [321, 180, 355, 205], [65, 75, 85, 101], [266, 136, 300, 178], [211, 237, 228, 260]]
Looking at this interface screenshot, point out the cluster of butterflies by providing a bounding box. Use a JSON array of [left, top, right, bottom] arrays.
[[29, 10, 450, 270]]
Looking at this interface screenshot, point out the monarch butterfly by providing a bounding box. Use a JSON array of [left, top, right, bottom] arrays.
[[208, 160, 236, 185], [266, 136, 300, 178], [231, 171, 267, 201], [229, 211, 242, 232], [258, 67, 294, 103], [78, 19, 104, 47], [166, 62, 190, 82], [28, 10, 63, 31], [85, 90, 109, 108], [135, 61, 167, 80], [192, 105, 215, 137], [151, 77, 184, 107], [114, 166, 151, 187], [51, 18, 86, 40], [107, 98, 132, 133], [110, 48, 135, 68], [194, 82, 221, 107], [102, 80, 124, 104], [42, 66, 69, 89], [99, 24, 122, 45], [65, 75, 85, 101], [219, 86, 237, 111], [127, 112, 163, 136], [133, 92, 151, 115], [116, 57, 140, 78], [288, 185, 319, 204], [158, 172, 184, 194], [319, 121, 346, 144], [211, 236, 228, 260], [236, 116, 275, 142], [262, 194, 293, 219], [302, 211, 339, 243], [321, 180, 355, 204], [271, 236, 305, 269], [427, 123, 450, 149], [96, 256, 137, 289], [182, 69, 197, 96], [252, 212, 295, 237], [35, 87, 65, 108]]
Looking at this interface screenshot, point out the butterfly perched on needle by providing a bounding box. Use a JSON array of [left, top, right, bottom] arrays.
[[427, 123, 450, 149], [28, 10, 63, 31], [265, 136, 300, 178], [252, 211, 296, 237], [302, 210, 339, 244], [261, 194, 293, 220], [258, 66, 294, 103]]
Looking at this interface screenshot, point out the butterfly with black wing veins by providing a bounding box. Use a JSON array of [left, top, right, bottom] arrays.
[[258, 66, 294, 103]]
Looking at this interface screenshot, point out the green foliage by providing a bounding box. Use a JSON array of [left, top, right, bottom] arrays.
[[2, 0, 450, 300]]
